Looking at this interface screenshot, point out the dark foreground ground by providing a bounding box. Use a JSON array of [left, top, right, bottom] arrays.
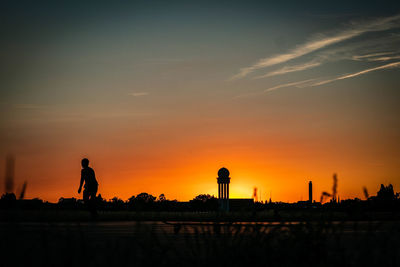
[[1, 217, 399, 267]]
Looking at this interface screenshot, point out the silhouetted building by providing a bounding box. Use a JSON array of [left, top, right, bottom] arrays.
[[309, 181, 312, 203], [229, 199, 254, 211], [217, 167, 230, 212]]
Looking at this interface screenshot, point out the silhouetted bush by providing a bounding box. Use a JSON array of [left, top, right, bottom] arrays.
[[190, 194, 218, 211]]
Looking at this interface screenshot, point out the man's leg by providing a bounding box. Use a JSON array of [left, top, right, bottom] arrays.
[[89, 188, 98, 217], [83, 189, 90, 205], [83, 188, 95, 217]]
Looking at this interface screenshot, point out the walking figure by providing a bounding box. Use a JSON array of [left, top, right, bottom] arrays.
[[78, 158, 98, 217]]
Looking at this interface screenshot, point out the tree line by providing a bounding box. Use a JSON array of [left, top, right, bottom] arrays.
[[1, 184, 399, 212]]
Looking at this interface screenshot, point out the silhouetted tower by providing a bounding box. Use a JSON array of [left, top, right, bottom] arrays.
[[217, 167, 230, 212], [308, 181, 312, 203]]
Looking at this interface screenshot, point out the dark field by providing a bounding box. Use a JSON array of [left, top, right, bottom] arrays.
[[1, 216, 400, 267]]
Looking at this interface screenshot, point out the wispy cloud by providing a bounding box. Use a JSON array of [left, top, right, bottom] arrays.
[[256, 48, 400, 79], [311, 61, 400, 86], [129, 92, 149, 97], [231, 13, 400, 80], [254, 61, 321, 79], [264, 79, 316, 92], [352, 52, 396, 60], [364, 55, 400, 62], [234, 79, 316, 98], [238, 61, 400, 97], [233, 79, 316, 99]]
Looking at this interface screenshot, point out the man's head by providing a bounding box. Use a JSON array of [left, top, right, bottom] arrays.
[[81, 158, 89, 168]]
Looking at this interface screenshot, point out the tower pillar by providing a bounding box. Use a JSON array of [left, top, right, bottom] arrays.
[[217, 167, 231, 212]]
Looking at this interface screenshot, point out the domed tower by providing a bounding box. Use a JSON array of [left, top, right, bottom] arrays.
[[217, 167, 230, 211]]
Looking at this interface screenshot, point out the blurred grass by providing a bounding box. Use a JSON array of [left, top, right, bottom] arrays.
[[1, 219, 399, 267], [1, 209, 399, 222]]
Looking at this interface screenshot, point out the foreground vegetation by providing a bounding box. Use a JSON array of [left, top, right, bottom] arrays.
[[1, 219, 399, 267], [1, 209, 400, 222], [1, 182, 399, 266]]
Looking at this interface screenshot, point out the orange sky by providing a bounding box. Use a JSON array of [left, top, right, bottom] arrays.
[[1, 105, 399, 203]]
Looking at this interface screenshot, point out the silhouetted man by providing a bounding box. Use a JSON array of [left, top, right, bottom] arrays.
[[78, 158, 98, 216]]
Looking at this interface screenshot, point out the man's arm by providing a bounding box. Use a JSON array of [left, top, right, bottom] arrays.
[[78, 170, 84, 194]]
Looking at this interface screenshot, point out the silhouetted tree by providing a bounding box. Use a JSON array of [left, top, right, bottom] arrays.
[[193, 194, 213, 202], [58, 197, 79, 209], [1, 193, 16, 201], [127, 195, 136, 210], [135, 193, 156, 203], [190, 194, 218, 211], [94, 194, 106, 209], [377, 184, 395, 201], [127, 193, 156, 211], [158, 194, 166, 202], [0, 193, 17, 208], [135, 193, 156, 202], [111, 197, 123, 203], [109, 197, 125, 210]]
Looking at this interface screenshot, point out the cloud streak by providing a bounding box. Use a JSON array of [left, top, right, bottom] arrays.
[[364, 55, 400, 62], [231, 13, 400, 80], [239, 61, 400, 97], [254, 61, 321, 79], [311, 61, 400, 86], [352, 52, 396, 60], [129, 92, 149, 97], [264, 79, 316, 92], [233, 79, 316, 99]]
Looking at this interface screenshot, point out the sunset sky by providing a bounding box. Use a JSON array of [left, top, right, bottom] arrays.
[[1, 0, 400, 203]]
